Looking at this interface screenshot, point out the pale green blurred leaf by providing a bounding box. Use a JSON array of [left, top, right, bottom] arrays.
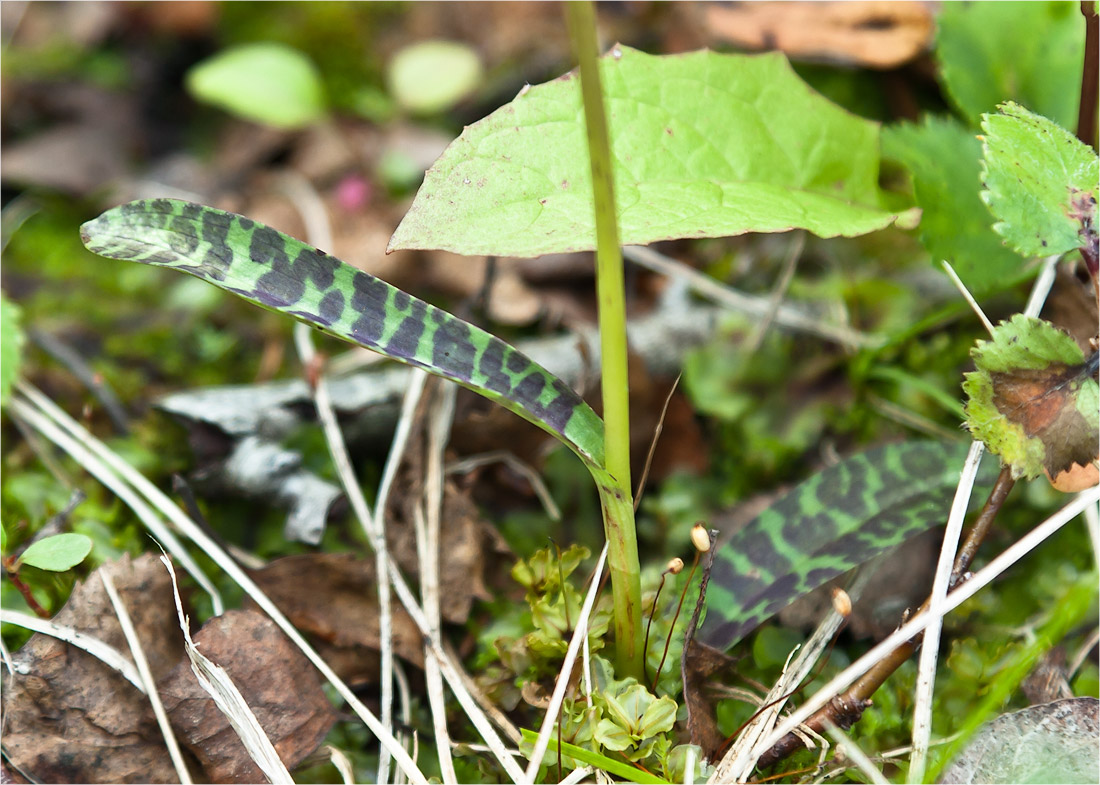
[[1, 293, 24, 406], [387, 40, 482, 114], [186, 43, 326, 129], [883, 115, 1026, 296], [937, 2, 1085, 128]]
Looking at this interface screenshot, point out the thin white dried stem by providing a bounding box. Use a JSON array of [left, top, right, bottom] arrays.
[[324, 745, 356, 785], [1083, 501, 1100, 570], [0, 634, 11, 675], [384, 555, 528, 783], [101, 571, 193, 785], [940, 261, 995, 336], [162, 557, 292, 784], [1069, 627, 1100, 680], [623, 245, 883, 349], [908, 441, 985, 784], [12, 386, 223, 613], [447, 450, 561, 521], [14, 387, 427, 783], [393, 660, 413, 785], [559, 765, 593, 784], [284, 174, 403, 785], [420, 383, 459, 784], [443, 640, 523, 745], [292, 322, 402, 784], [715, 564, 878, 781], [682, 745, 697, 785], [756, 488, 1100, 758], [1, 608, 143, 690], [1022, 255, 1061, 318], [822, 720, 889, 785], [524, 543, 609, 783], [744, 231, 805, 353]]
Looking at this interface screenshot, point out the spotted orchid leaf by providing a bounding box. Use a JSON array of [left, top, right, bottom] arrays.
[[699, 440, 988, 652], [963, 314, 1099, 483], [80, 198, 605, 468]]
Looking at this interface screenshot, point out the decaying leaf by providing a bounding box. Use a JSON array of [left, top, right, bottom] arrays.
[[1, 554, 185, 784], [964, 315, 1099, 483], [158, 609, 337, 784], [249, 552, 425, 682], [939, 697, 1098, 784]]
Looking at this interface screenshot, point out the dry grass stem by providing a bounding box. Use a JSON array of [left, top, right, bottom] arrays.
[[744, 231, 805, 353], [908, 441, 985, 783], [101, 570, 193, 784], [940, 261, 995, 336], [822, 720, 889, 785], [324, 745, 356, 785], [16, 385, 429, 782], [622, 245, 882, 349], [162, 557, 292, 784], [12, 386, 223, 613], [447, 450, 562, 521], [1, 608, 144, 690], [524, 543, 609, 782], [419, 382, 459, 783]]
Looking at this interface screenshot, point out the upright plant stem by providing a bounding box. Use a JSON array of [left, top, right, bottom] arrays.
[[565, 0, 643, 679]]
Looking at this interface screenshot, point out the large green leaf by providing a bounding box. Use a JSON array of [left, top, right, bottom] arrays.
[[699, 440, 986, 652], [981, 103, 1099, 259], [80, 199, 605, 468], [882, 116, 1027, 297], [389, 46, 913, 258], [936, 1, 1084, 130]]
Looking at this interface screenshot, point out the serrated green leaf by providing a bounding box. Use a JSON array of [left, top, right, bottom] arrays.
[[389, 46, 912, 258], [387, 40, 482, 115], [963, 315, 1099, 480], [882, 116, 1027, 297], [700, 441, 991, 651], [980, 103, 1099, 259], [1, 293, 25, 406], [17, 533, 93, 572], [185, 43, 326, 129], [936, 2, 1084, 129]]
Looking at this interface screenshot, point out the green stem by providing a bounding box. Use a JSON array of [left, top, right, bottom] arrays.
[[565, 0, 642, 679]]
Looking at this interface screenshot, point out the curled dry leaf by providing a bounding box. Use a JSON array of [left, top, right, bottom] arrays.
[[158, 609, 337, 784], [1, 553, 185, 784]]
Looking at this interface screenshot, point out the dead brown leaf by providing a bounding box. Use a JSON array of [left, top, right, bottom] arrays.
[[248, 552, 425, 682], [158, 609, 336, 784], [703, 1, 935, 69], [2, 554, 186, 784]]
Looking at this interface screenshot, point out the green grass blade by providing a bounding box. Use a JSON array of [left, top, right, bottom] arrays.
[[80, 198, 605, 467], [519, 728, 671, 784]]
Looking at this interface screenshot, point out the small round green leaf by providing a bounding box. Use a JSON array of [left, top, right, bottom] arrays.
[[17, 533, 93, 572], [981, 103, 1098, 259], [387, 40, 482, 115], [185, 43, 326, 129], [1, 292, 24, 406]]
